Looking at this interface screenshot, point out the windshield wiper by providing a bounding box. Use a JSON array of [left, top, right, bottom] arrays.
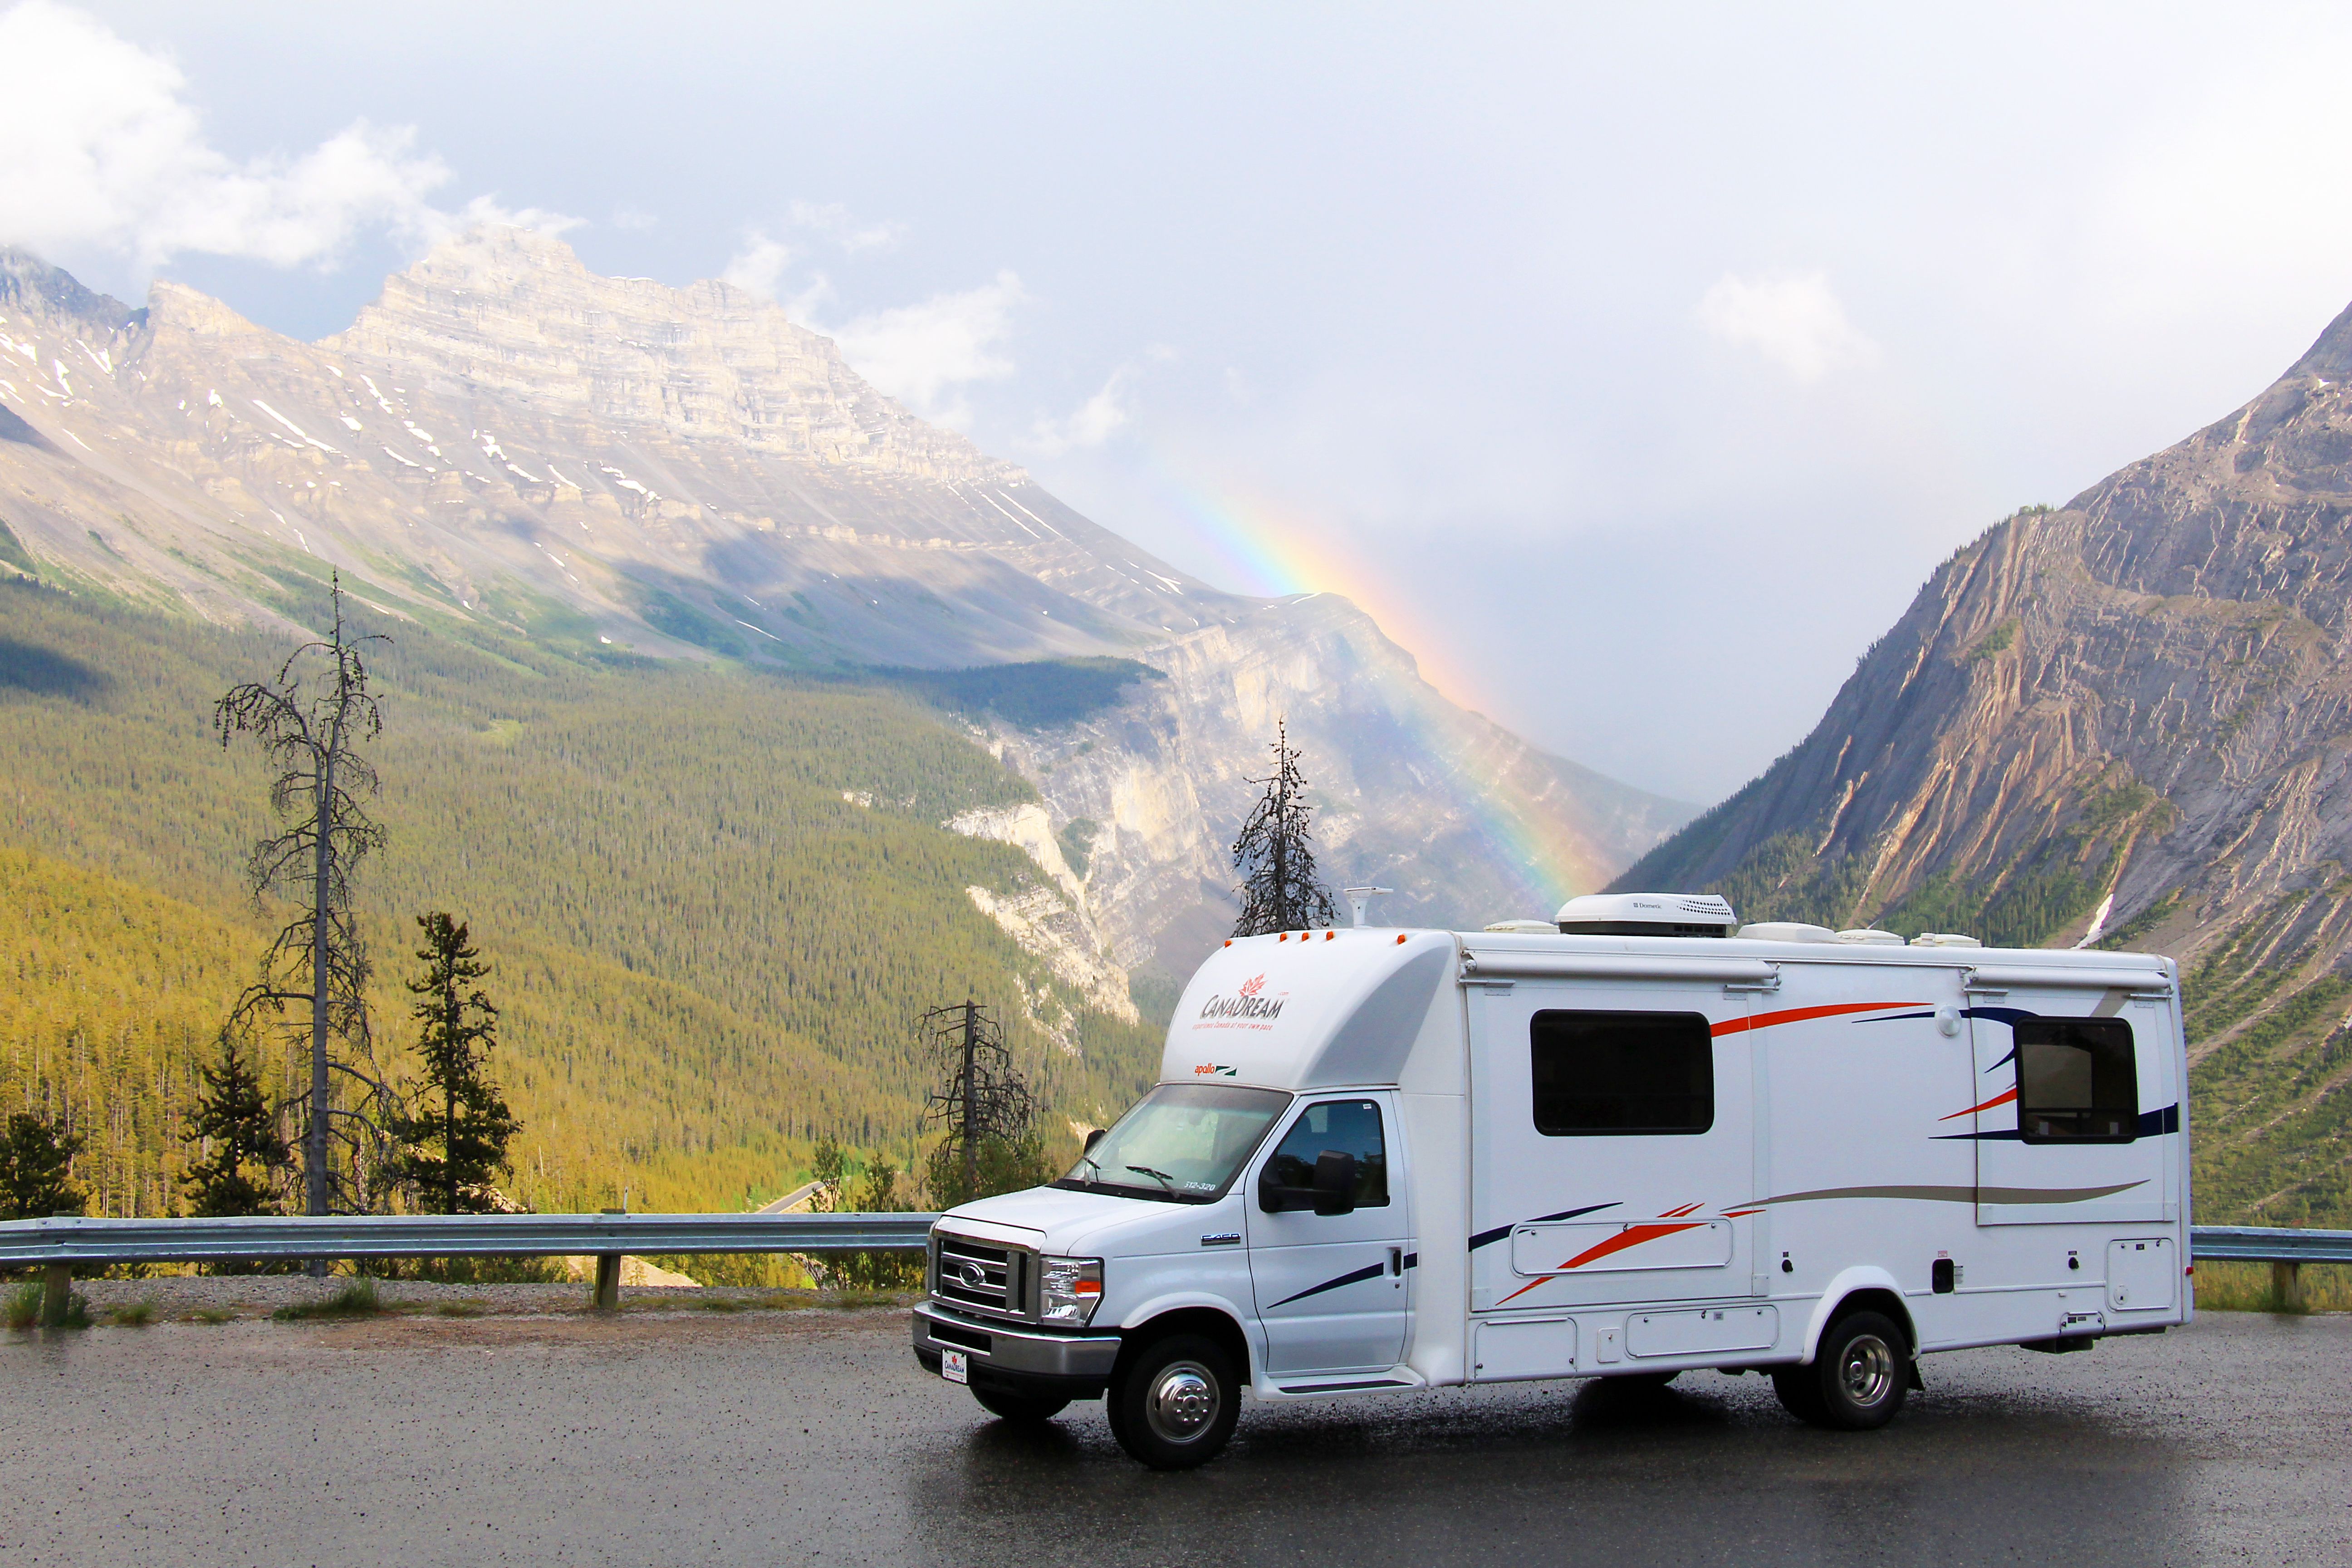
[[1126, 1165, 1177, 1192]]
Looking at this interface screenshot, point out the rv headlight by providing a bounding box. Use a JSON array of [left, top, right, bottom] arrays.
[[1039, 1255, 1104, 1325]]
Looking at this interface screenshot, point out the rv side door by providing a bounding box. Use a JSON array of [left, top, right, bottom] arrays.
[[1972, 987, 2173, 1226]]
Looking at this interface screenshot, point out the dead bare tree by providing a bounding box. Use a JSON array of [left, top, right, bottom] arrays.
[[215, 574, 399, 1225], [921, 1000, 1038, 1205]]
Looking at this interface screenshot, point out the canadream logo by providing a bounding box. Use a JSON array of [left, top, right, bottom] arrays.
[[1200, 973, 1286, 1021]]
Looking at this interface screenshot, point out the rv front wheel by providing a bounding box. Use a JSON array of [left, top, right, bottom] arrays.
[[1107, 1334, 1241, 1470], [1774, 1311, 1910, 1431]]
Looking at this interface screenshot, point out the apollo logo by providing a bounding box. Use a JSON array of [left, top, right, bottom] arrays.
[[1193, 1063, 1239, 1077]]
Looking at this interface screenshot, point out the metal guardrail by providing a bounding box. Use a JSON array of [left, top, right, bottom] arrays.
[[1, 1211, 938, 1324], [2187, 1225, 2352, 1265], [7, 1215, 2344, 1325], [0, 1211, 938, 1267]]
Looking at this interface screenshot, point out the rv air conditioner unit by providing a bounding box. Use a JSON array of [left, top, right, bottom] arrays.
[[1554, 892, 1737, 938]]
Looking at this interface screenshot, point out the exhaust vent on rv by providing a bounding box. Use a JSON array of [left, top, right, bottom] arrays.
[[1555, 892, 1737, 939]]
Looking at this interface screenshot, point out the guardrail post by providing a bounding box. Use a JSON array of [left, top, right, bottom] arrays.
[[2272, 1259, 2307, 1312], [40, 1262, 72, 1327], [592, 1209, 622, 1311]]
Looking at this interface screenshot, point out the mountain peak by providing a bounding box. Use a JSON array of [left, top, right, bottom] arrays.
[[146, 278, 266, 338], [0, 247, 144, 334], [2286, 296, 2352, 384], [320, 225, 1014, 482]]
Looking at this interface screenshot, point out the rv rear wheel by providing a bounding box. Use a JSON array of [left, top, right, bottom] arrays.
[[1774, 1311, 1910, 1431], [971, 1386, 1070, 1424], [1107, 1334, 1241, 1470]]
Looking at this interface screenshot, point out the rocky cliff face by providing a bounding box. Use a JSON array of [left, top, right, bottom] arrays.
[[981, 593, 1688, 980], [1617, 300, 2352, 1225], [0, 229, 1688, 1010]]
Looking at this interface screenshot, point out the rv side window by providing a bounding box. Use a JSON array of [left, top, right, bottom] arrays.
[[2014, 1018, 2137, 1142], [1529, 1010, 1714, 1136]]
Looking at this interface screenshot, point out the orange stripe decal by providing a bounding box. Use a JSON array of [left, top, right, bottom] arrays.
[[1712, 1001, 1924, 1038], [1939, 1086, 2018, 1122], [1555, 1221, 1709, 1271]]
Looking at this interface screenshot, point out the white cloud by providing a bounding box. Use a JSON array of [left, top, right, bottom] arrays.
[[787, 200, 902, 254], [1029, 366, 1135, 455], [826, 270, 1026, 421], [414, 194, 582, 249], [721, 233, 795, 300], [1695, 270, 1880, 382], [611, 206, 659, 232], [0, 2, 569, 272]]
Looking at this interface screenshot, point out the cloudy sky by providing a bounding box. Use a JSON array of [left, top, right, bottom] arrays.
[[10, 1, 2352, 804]]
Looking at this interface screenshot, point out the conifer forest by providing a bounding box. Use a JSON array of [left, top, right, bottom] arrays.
[[0, 569, 1166, 1225]]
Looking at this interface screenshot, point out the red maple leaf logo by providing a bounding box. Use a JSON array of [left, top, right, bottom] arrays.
[[1239, 973, 1266, 997]]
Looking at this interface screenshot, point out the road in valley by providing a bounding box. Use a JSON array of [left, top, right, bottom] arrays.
[[4, 1307, 2346, 1566]]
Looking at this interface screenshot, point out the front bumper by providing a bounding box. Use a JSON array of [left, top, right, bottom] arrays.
[[911, 1300, 1122, 1397]]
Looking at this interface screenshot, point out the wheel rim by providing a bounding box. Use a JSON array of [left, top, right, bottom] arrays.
[[1838, 1333, 1895, 1407], [1144, 1360, 1220, 1443]]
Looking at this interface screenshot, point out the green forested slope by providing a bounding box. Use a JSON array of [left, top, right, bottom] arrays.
[[0, 571, 1165, 1216]]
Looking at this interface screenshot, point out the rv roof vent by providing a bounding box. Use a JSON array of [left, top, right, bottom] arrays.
[[1910, 931, 1982, 949], [1834, 928, 1906, 946], [1555, 892, 1737, 939], [1737, 921, 1835, 943], [1485, 919, 1560, 934]]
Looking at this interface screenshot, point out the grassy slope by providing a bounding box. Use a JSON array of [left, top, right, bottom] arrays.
[[0, 573, 1166, 1217]]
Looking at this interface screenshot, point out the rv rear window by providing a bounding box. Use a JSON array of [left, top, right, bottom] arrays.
[[1529, 1010, 1714, 1136], [2014, 1018, 2137, 1142]]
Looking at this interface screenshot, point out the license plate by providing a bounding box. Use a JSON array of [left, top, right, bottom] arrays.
[[941, 1349, 968, 1385]]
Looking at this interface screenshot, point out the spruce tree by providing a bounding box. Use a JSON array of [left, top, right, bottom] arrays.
[[179, 1029, 290, 1218], [387, 913, 519, 1214], [1231, 718, 1338, 935], [0, 1111, 86, 1220]]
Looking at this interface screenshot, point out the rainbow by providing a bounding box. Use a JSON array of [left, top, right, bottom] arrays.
[[1152, 471, 1616, 910]]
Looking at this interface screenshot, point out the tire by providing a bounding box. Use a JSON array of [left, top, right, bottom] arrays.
[[970, 1385, 1070, 1424], [1106, 1334, 1242, 1470], [1773, 1310, 1910, 1431]]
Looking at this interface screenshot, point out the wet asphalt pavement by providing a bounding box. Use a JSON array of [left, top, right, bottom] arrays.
[[3, 1308, 2347, 1567]]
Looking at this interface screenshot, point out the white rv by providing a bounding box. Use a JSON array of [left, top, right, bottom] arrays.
[[911, 893, 2190, 1469]]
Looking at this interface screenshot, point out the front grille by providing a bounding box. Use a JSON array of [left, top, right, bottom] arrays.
[[933, 1232, 1030, 1320]]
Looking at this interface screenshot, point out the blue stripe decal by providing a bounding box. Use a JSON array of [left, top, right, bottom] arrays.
[[1468, 1200, 1619, 1252], [1267, 1261, 1387, 1308], [1934, 1101, 2177, 1142]]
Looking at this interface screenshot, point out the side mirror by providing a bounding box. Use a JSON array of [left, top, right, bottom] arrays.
[[1256, 1150, 1360, 1214], [1311, 1150, 1357, 1216], [1083, 1127, 1106, 1155]]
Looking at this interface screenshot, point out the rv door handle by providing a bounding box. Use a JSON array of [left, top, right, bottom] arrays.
[[1389, 1247, 1402, 1278]]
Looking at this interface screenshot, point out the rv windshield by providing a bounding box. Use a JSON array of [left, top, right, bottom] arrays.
[[1054, 1083, 1292, 1205]]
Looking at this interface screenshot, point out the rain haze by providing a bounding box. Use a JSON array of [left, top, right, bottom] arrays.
[[11, 0, 2352, 802]]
